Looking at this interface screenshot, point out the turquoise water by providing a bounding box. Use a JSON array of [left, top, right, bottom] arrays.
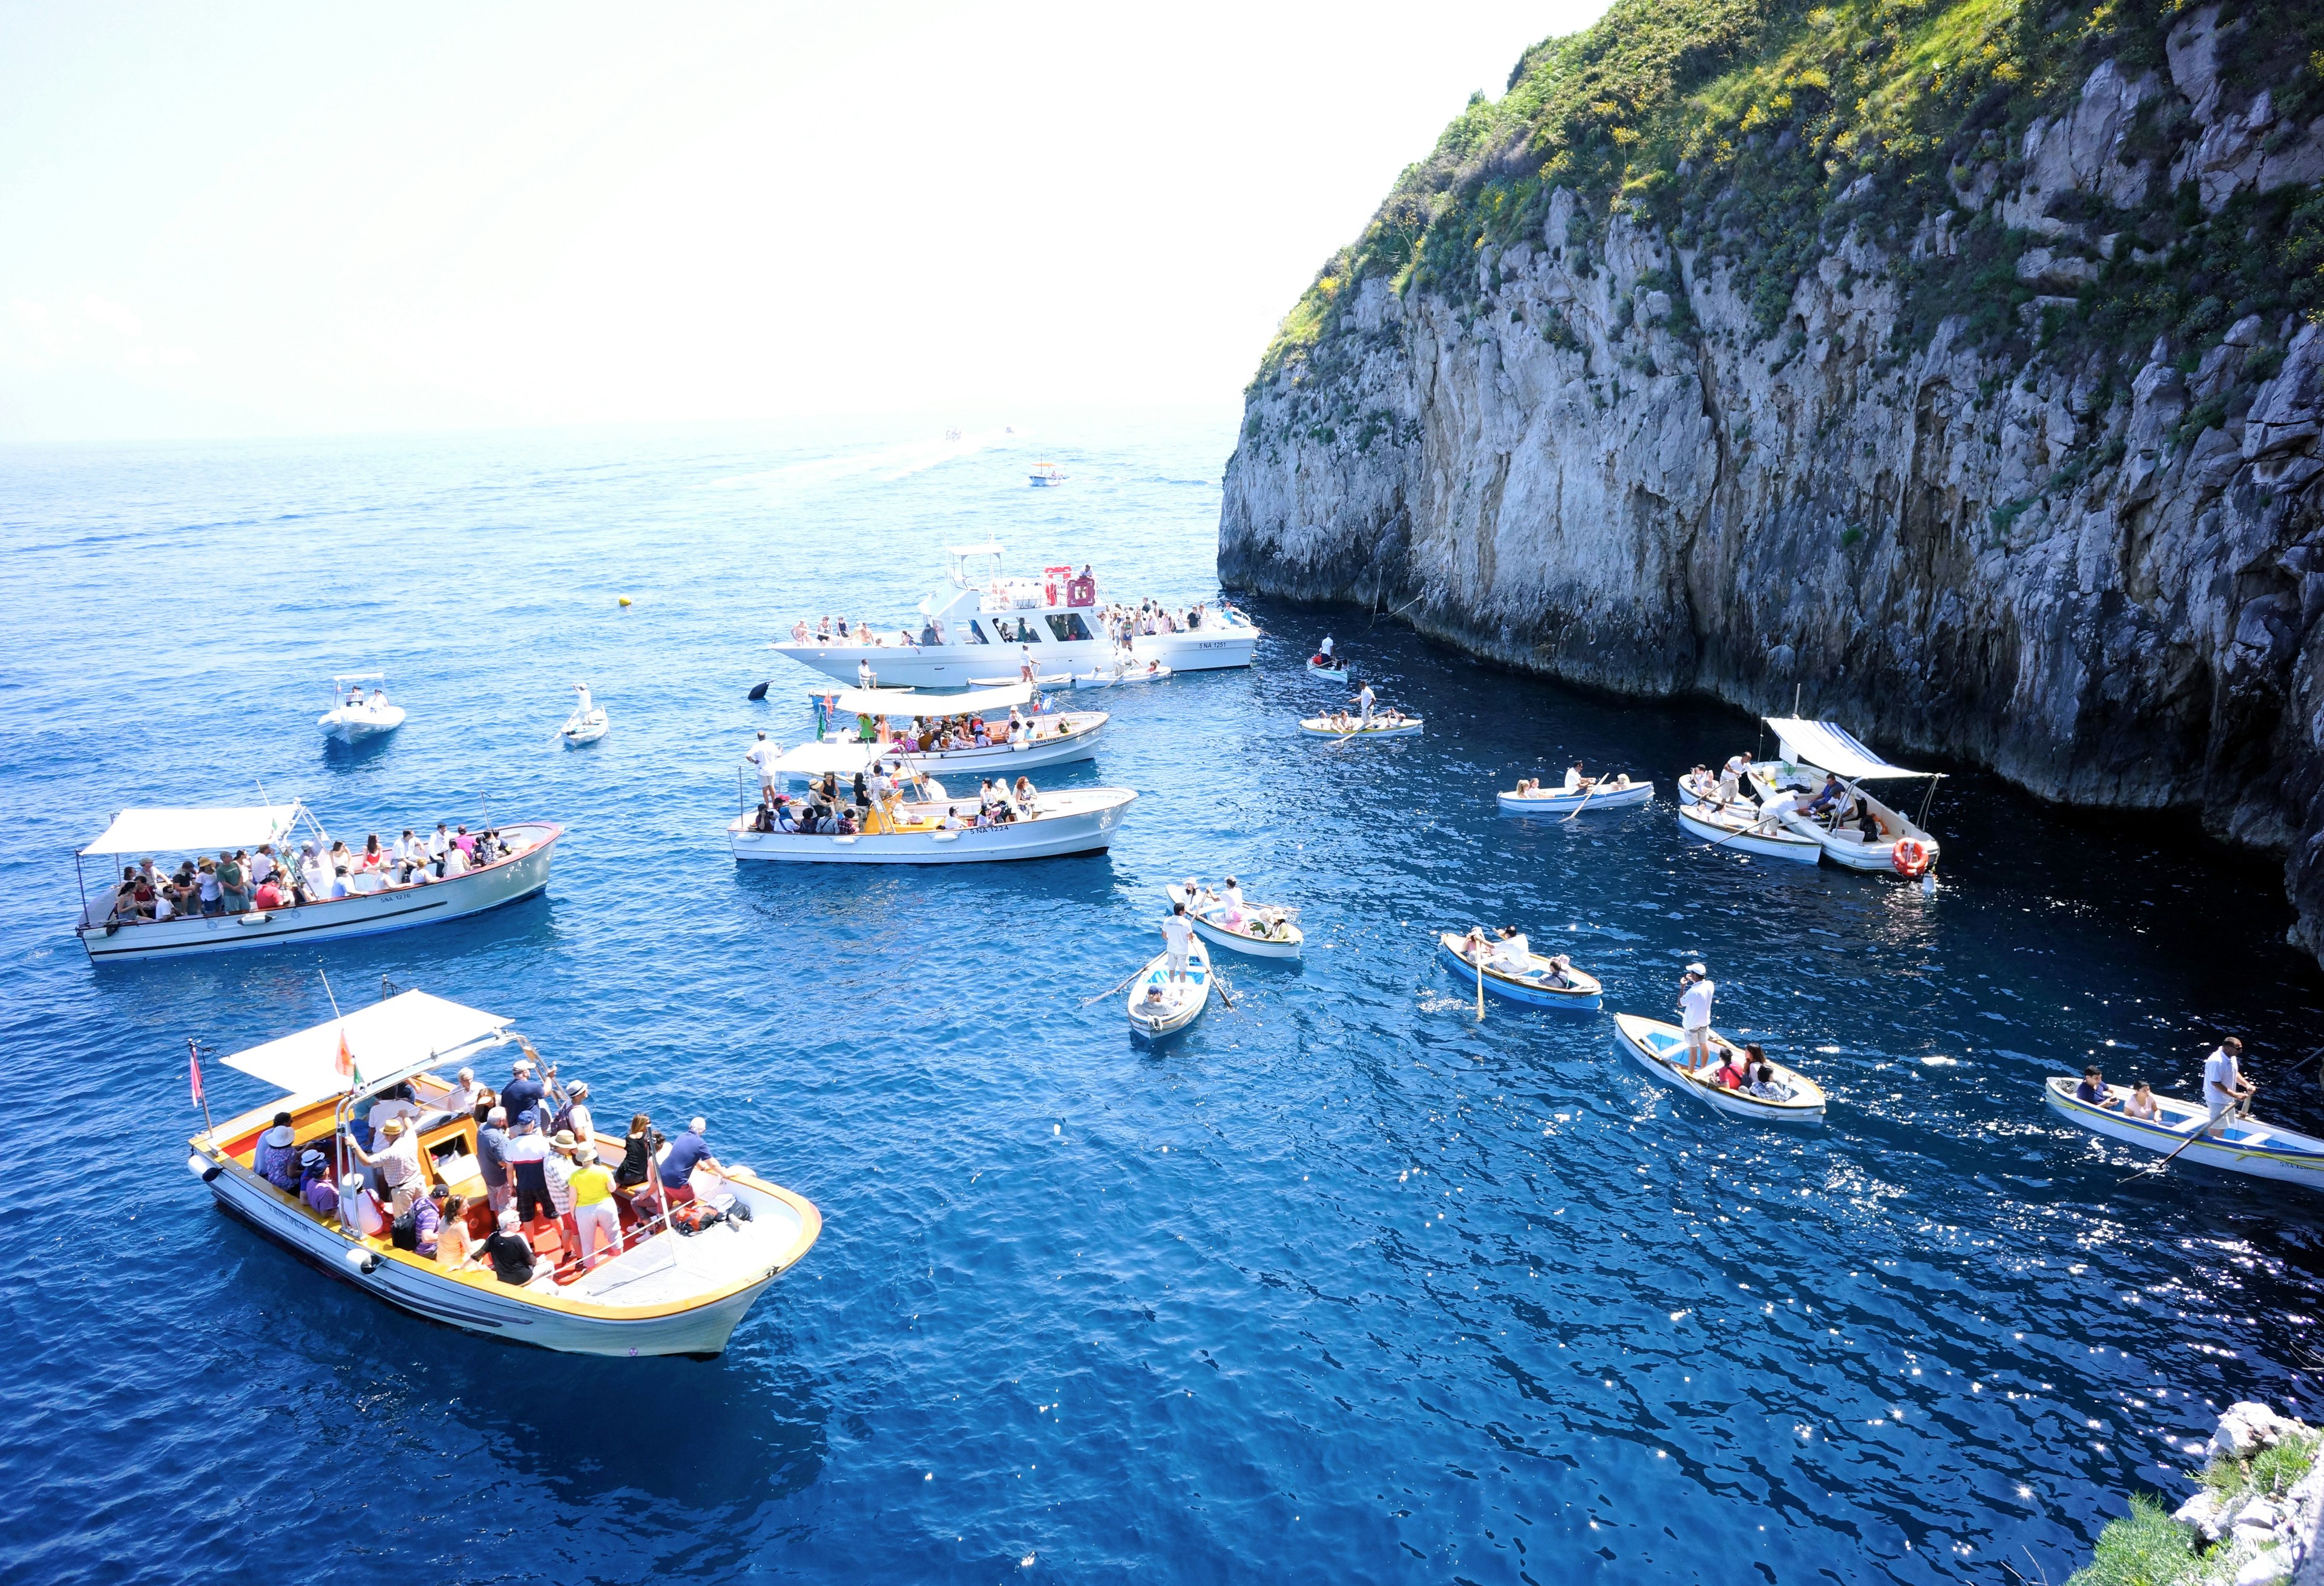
[[4, 411, 2324, 1583]]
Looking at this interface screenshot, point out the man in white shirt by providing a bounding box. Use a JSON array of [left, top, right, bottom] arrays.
[[744, 732, 782, 798], [1356, 683, 1376, 726], [1160, 903, 1195, 983], [249, 847, 275, 886], [1678, 963, 1716, 1072], [430, 823, 451, 861], [2203, 1037, 2254, 1129], [392, 828, 417, 867], [1319, 635, 1334, 660], [1492, 926, 1532, 971]]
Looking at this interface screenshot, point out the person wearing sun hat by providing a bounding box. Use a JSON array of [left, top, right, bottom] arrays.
[[298, 1149, 338, 1215], [254, 1112, 301, 1192]]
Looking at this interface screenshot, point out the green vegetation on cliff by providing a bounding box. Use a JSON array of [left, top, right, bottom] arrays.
[[1258, 0, 2324, 385]]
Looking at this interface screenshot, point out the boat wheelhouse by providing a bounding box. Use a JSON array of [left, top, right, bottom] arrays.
[[187, 989, 820, 1356], [75, 803, 561, 962], [767, 542, 1259, 688], [1747, 717, 1944, 874]]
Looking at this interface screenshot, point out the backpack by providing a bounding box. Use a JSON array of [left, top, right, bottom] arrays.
[[391, 1210, 418, 1250]]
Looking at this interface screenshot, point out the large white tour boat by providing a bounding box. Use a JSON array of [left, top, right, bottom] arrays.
[[188, 989, 821, 1356], [76, 803, 560, 962], [730, 786, 1136, 864], [787, 681, 1104, 779], [768, 542, 1260, 688]]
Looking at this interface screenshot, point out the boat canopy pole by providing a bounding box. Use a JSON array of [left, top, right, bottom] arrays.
[[1915, 773, 1944, 831]]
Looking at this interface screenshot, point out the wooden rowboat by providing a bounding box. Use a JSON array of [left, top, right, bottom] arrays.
[[1305, 658, 1349, 681], [1298, 715, 1421, 739], [1496, 780, 1653, 814], [1674, 800, 1822, 863], [1436, 931, 1602, 1010], [2043, 1077, 2324, 1188], [1165, 885, 1302, 959], [1126, 937, 1213, 1037], [1610, 1013, 1827, 1123]]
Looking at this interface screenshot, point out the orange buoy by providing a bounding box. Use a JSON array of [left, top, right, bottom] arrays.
[[1891, 837, 1931, 877]]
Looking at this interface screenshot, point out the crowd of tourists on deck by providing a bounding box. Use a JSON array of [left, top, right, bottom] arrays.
[[752, 759, 1043, 836], [105, 823, 528, 924], [254, 1044, 737, 1288], [783, 578, 1247, 650], [888, 705, 1075, 753]]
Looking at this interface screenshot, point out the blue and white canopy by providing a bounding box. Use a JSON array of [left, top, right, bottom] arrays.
[[1764, 718, 1936, 781]]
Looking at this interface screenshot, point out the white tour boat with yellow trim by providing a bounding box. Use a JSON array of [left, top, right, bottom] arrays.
[[2043, 1076, 2324, 1188], [770, 542, 1258, 688], [318, 672, 405, 742], [1127, 936, 1214, 1037], [1165, 882, 1302, 959], [794, 681, 1104, 778], [730, 785, 1135, 864], [1745, 718, 1944, 876], [76, 803, 560, 963], [188, 989, 821, 1357], [1611, 1014, 1828, 1123]]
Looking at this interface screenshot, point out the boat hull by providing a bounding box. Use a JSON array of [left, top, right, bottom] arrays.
[[1611, 1014, 1827, 1122], [1298, 717, 1422, 739], [775, 628, 1256, 687], [2043, 1078, 2324, 1187], [1305, 663, 1348, 681], [79, 825, 562, 962], [1164, 885, 1302, 958], [833, 722, 1102, 779], [319, 707, 406, 742], [1497, 782, 1653, 814], [1674, 803, 1822, 862], [730, 790, 1135, 864], [1436, 934, 1601, 1009], [201, 1156, 811, 1357]]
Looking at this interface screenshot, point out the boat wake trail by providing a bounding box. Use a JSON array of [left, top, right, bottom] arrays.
[[706, 428, 1025, 491]]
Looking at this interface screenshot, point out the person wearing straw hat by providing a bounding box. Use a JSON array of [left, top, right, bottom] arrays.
[[254, 1112, 300, 1192], [1678, 963, 1716, 1073], [346, 1116, 425, 1217]]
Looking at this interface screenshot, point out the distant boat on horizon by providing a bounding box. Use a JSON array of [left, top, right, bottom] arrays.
[[1028, 460, 1067, 487]]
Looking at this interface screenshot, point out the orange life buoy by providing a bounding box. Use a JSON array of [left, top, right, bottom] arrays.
[[1891, 837, 1931, 877]]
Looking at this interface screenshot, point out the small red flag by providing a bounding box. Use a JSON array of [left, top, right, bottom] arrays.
[[189, 1047, 205, 1106], [335, 1027, 355, 1081]]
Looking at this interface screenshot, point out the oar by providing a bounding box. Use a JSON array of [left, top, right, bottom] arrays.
[[1475, 946, 1486, 1021], [1209, 966, 1235, 1011], [1082, 962, 1149, 1007], [1561, 782, 1599, 822], [2116, 1107, 2231, 1187]]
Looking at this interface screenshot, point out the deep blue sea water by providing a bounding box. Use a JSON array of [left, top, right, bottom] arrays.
[[6, 411, 2324, 1584]]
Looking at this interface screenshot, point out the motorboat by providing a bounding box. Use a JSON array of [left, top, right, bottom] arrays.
[[1070, 660, 1173, 691], [318, 673, 405, 742], [769, 542, 1259, 687], [559, 683, 609, 747], [787, 682, 1103, 778], [1306, 654, 1350, 681], [1028, 461, 1068, 487], [1166, 883, 1302, 959], [1745, 718, 1943, 876], [1437, 931, 1601, 1010], [186, 988, 821, 1356], [2043, 1078, 2324, 1188], [1674, 798, 1822, 863], [1497, 776, 1653, 814], [1126, 936, 1213, 1037], [1298, 712, 1421, 739], [1611, 1014, 1828, 1123], [729, 787, 1136, 865], [74, 803, 561, 963]]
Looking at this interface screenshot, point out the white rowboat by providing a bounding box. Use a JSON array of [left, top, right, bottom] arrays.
[[559, 684, 608, 746], [1165, 885, 1302, 959], [1611, 1014, 1828, 1123], [1298, 715, 1421, 739], [2043, 1077, 2324, 1188], [1674, 800, 1822, 863], [1306, 659, 1349, 681], [1497, 780, 1653, 814], [1126, 936, 1213, 1037], [1436, 932, 1601, 1009]]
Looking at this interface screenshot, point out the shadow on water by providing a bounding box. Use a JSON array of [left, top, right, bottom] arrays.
[[318, 732, 398, 773]]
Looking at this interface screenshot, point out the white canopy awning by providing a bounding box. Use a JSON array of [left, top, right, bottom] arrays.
[[771, 739, 882, 779], [814, 681, 1034, 715], [947, 540, 1005, 559], [80, 803, 305, 857], [1765, 718, 1934, 780], [222, 989, 510, 1101]]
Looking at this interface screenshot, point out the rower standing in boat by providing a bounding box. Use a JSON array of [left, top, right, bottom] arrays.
[[1678, 963, 1715, 1073], [2203, 1037, 2255, 1132], [1355, 681, 1376, 727], [1161, 902, 1195, 984]]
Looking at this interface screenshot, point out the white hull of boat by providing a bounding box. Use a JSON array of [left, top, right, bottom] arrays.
[[2043, 1078, 2324, 1187], [1071, 666, 1172, 691], [1612, 1014, 1828, 1123], [1750, 763, 1942, 872], [319, 705, 406, 741], [792, 722, 1104, 782], [200, 1155, 811, 1356], [1497, 782, 1653, 814], [561, 711, 609, 745], [1298, 717, 1422, 739], [79, 825, 562, 962], [1306, 662, 1348, 681], [729, 789, 1136, 864], [1127, 937, 1212, 1037], [1674, 802, 1822, 863], [1164, 885, 1302, 958], [778, 629, 1256, 688]]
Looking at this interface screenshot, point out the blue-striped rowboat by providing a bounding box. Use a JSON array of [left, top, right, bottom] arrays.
[[1436, 931, 1603, 1011], [1497, 780, 1654, 814], [1610, 1013, 1828, 1123], [1126, 937, 1213, 1039], [2043, 1076, 2324, 1188]]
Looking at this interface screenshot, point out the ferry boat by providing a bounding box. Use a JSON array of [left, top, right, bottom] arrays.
[[186, 988, 821, 1356], [75, 802, 560, 963], [730, 787, 1136, 865], [769, 542, 1259, 689], [792, 681, 1103, 778], [1744, 717, 1943, 875]]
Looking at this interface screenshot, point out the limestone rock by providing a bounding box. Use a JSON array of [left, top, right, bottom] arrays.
[[2237, 1546, 2294, 1586], [2212, 1403, 2309, 1461], [2179, 1487, 2232, 1542]]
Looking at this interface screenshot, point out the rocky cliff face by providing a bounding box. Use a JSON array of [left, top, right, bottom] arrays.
[[1222, 1, 2324, 955]]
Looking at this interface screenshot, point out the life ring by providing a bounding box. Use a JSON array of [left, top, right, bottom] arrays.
[[1891, 837, 1931, 877]]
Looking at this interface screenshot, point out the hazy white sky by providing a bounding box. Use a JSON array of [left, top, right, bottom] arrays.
[[0, 2, 1610, 443]]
